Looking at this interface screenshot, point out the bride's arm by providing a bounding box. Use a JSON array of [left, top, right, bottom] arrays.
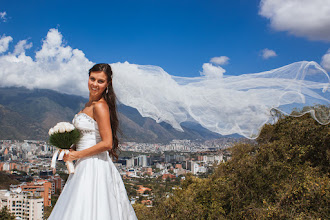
[[64, 101, 113, 162]]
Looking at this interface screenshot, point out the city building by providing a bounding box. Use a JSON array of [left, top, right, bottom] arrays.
[[47, 174, 64, 195], [11, 180, 52, 207], [0, 189, 44, 220]]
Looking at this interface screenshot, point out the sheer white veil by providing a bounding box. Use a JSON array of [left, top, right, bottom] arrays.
[[111, 61, 329, 139]]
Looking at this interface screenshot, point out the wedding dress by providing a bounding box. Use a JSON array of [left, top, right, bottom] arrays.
[[48, 113, 138, 220]]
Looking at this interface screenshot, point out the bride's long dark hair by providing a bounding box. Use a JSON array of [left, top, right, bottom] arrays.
[[89, 63, 120, 161]]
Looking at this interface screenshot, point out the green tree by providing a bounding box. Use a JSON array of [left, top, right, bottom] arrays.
[[0, 206, 15, 220], [133, 203, 154, 219], [134, 111, 330, 219]]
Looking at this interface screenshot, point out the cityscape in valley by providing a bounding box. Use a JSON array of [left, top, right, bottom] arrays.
[[1, 0, 329, 218], [0, 87, 245, 219], [0, 138, 241, 219]]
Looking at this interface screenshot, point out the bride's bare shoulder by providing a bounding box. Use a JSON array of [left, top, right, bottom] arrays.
[[92, 99, 109, 116]]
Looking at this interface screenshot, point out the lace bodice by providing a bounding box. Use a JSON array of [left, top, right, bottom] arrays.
[[73, 113, 101, 151]]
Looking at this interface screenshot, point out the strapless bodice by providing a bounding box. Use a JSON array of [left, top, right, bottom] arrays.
[[72, 113, 101, 151]]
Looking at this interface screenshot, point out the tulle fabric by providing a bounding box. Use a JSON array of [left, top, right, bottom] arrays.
[[48, 113, 137, 220], [111, 61, 329, 138]]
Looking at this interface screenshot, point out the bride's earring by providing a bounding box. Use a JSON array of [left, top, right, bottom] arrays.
[[106, 87, 109, 94]]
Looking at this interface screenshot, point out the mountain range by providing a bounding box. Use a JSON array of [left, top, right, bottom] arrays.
[[0, 87, 224, 143]]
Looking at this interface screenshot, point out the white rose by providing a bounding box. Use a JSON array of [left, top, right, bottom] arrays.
[[54, 125, 60, 133], [49, 128, 55, 135], [57, 122, 64, 127], [65, 123, 74, 132], [50, 122, 75, 134], [48, 128, 54, 136], [58, 125, 66, 133], [52, 126, 58, 133]]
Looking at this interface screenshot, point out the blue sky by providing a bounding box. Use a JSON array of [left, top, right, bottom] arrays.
[[1, 0, 329, 77], [0, 0, 329, 137]]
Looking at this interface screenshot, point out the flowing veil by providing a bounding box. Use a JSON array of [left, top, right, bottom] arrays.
[[111, 61, 330, 139], [0, 29, 328, 139]]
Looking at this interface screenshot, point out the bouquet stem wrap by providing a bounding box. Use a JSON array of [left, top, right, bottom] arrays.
[[51, 149, 75, 174]]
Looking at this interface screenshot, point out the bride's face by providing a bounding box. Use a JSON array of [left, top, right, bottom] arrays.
[[88, 71, 109, 97]]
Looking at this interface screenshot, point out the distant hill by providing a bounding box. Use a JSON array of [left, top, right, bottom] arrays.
[[0, 87, 224, 143], [0, 171, 20, 189]]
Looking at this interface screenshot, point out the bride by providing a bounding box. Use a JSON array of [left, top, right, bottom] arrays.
[[48, 63, 138, 219]]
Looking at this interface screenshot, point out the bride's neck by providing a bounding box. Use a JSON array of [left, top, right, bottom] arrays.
[[89, 94, 102, 102]]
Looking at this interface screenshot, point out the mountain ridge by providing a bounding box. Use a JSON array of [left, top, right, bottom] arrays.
[[0, 87, 225, 143]]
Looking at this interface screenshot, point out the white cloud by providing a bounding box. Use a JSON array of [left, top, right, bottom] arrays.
[[0, 29, 94, 97], [13, 40, 32, 55], [321, 49, 330, 72], [0, 11, 7, 22], [259, 0, 330, 41], [210, 56, 229, 65], [0, 35, 13, 53], [261, 48, 277, 59], [200, 63, 226, 78], [0, 29, 328, 139]]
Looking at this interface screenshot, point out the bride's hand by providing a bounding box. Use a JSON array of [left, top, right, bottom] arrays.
[[70, 144, 77, 151], [63, 150, 80, 162]]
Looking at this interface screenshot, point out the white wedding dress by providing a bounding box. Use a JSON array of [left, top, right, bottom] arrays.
[[48, 113, 138, 220]]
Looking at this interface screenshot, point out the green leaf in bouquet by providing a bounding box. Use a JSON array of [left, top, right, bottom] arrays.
[[49, 129, 81, 149]]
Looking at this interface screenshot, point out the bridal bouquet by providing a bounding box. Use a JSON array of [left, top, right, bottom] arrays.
[[49, 122, 80, 174]]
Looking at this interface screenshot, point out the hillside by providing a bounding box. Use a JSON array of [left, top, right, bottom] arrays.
[[133, 112, 330, 219], [0, 172, 20, 190], [0, 87, 223, 142]]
